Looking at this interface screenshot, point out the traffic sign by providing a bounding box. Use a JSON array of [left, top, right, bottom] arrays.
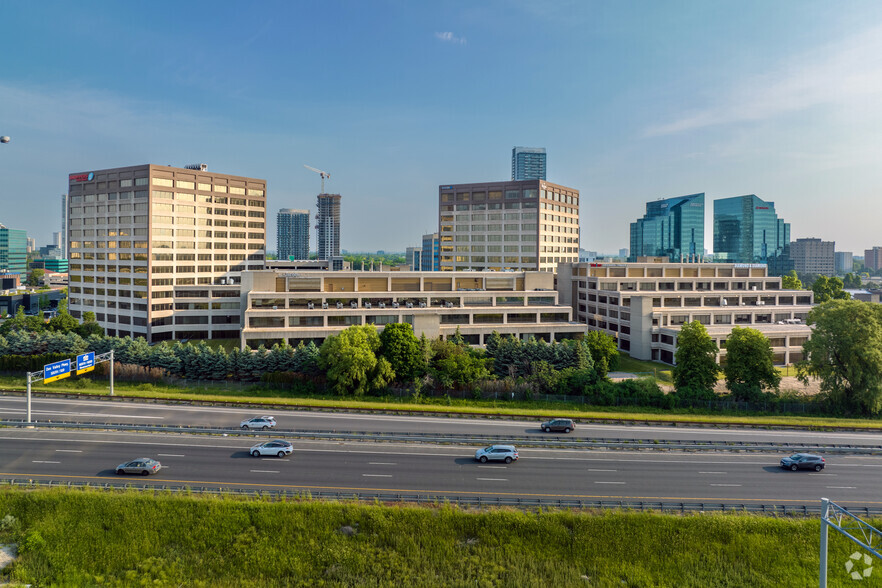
[[44, 359, 71, 383], [76, 352, 95, 375]]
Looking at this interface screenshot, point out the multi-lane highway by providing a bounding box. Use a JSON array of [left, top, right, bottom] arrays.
[[2, 394, 882, 445], [0, 429, 880, 507]]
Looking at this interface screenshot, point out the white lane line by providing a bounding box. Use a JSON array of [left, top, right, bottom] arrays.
[[0, 409, 164, 419], [261, 459, 289, 462], [827, 486, 857, 489], [710, 484, 742, 487], [808, 473, 836, 476], [478, 465, 507, 469], [157, 453, 185, 457], [594, 481, 625, 485], [362, 474, 392, 478], [476, 478, 508, 481], [588, 469, 617, 472], [55, 449, 82, 453], [31, 460, 60, 464], [699, 471, 727, 474], [249, 469, 279, 473], [368, 462, 397, 465]]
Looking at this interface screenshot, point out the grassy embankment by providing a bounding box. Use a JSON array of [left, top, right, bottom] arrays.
[[0, 487, 864, 587]]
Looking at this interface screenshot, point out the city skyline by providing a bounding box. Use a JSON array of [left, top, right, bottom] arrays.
[[3, 2, 882, 255]]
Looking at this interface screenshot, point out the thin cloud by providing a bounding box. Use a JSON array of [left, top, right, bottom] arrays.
[[435, 31, 466, 45], [645, 24, 882, 136]]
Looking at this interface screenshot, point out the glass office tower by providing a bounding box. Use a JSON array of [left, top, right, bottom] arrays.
[[0, 225, 28, 274], [629, 193, 704, 262], [511, 147, 546, 181], [713, 195, 790, 275], [421, 232, 439, 271], [277, 208, 310, 260]]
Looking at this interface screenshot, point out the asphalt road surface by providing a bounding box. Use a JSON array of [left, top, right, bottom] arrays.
[[0, 429, 880, 507], [1, 395, 881, 446]]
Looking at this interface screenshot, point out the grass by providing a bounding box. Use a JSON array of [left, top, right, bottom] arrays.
[[0, 487, 866, 587], [3, 373, 882, 430], [615, 353, 674, 383]]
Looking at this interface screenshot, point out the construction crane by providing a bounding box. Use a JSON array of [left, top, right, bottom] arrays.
[[303, 165, 331, 194]]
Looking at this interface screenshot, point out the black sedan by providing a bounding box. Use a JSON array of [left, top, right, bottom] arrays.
[[780, 453, 825, 471]]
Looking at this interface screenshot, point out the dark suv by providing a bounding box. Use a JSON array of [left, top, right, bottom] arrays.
[[540, 418, 575, 433], [780, 453, 825, 471]]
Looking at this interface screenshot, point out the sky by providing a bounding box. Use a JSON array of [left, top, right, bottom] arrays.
[[3, 1, 882, 256]]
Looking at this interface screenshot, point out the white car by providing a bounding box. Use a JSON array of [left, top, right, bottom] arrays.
[[240, 416, 276, 430], [250, 440, 293, 458]]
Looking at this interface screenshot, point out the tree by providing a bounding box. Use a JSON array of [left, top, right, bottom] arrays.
[[842, 273, 862, 289], [673, 321, 719, 395], [379, 323, 423, 381], [47, 299, 78, 332], [319, 325, 386, 395], [781, 270, 802, 290], [723, 327, 781, 401], [583, 331, 619, 379], [811, 275, 850, 303], [798, 299, 882, 415], [431, 351, 491, 390], [26, 268, 44, 287], [75, 311, 104, 338]]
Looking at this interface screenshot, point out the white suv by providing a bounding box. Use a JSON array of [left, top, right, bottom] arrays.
[[240, 416, 276, 430], [475, 445, 519, 464]]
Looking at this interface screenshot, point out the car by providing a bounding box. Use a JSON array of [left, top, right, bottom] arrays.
[[474, 445, 519, 464], [116, 458, 162, 476], [541, 418, 575, 433], [240, 416, 276, 430], [780, 453, 825, 471], [250, 440, 293, 458]]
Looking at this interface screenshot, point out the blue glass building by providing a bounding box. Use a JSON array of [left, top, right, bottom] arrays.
[[421, 232, 439, 271], [0, 225, 27, 274], [277, 208, 310, 260], [629, 194, 705, 262], [713, 195, 791, 275], [511, 147, 546, 181]]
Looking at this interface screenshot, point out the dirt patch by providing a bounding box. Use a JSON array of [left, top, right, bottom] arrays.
[[0, 543, 17, 571], [658, 376, 821, 396]]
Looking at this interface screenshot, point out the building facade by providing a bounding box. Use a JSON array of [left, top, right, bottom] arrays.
[[790, 238, 835, 276], [277, 208, 310, 260], [405, 247, 421, 271], [438, 180, 579, 273], [61, 194, 68, 258], [629, 193, 704, 263], [0, 225, 27, 274], [556, 261, 814, 366], [316, 193, 341, 260], [67, 164, 267, 342], [713, 195, 791, 275], [864, 247, 882, 271], [421, 232, 439, 271], [240, 269, 584, 349], [511, 146, 547, 181], [834, 251, 854, 275]]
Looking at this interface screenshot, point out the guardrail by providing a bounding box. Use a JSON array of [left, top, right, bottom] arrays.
[[3, 477, 880, 517], [4, 419, 882, 454]]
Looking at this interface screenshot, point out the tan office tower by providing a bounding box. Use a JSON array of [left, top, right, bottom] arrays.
[[438, 180, 579, 272], [67, 164, 267, 342]]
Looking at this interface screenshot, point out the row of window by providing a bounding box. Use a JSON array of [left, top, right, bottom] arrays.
[[151, 177, 263, 196], [592, 280, 785, 292], [69, 190, 147, 203], [251, 295, 556, 309]]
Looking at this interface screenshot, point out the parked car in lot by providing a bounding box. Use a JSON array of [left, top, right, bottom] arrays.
[[541, 418, 575, 433], [116, 458, 162, 476], [780, 453, 825, 471], [475, 445, 519, 464], [250, 440, 293, 458], [240, 416, 276, 430]]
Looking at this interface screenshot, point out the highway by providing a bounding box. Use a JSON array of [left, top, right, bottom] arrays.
[[1, 394, 882, 446], [1, 428, 881, 508]]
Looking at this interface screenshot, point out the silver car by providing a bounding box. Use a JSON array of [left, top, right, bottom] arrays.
[[475, 445, 519, 464], [250, 440, 293, 458], [116, 458, 162, 476], [240, 416, 276, 430]]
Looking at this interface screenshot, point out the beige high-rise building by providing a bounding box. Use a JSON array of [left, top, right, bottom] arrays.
[[438, 179, 579, 272], [67, 164, 267, 342]]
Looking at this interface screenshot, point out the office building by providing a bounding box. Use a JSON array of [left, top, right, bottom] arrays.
[[511, 147, 547, 181], [316, 193, 341, 260], [438, 179, 579, 272], [277, 208, 310, 260], [834, 251, 854, 275], [26, 237, 36, 254], [421, 232, 439, 271], [67, 164, 266, 342], [405, 247, 421, 271], [790, 238, 835, 276], [52, 232, 62, 249], [556, 261, 814, 366], [240, 269, 584, 349], [0, 225, 28, 274], [61, 194, 68, 258], [864, 247, 882, 271], [713, 195, 791, 275], [30, 258, 69, 273], [629, 193, 704, 263]]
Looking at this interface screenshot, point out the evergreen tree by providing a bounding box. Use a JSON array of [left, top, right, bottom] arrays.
[[251, 345, 269, 380], [484, 330, 502, 357]]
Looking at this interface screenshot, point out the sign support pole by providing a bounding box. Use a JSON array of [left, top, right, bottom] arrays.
[[820, 498, 829, 588], [109, 349, 114, 397], [26, 371, 31, 424]]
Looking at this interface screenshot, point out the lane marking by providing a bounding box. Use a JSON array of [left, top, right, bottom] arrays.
[[1, 408, 164, 419], [827, 486, 857, 489], [477, 478, 508, 481], [589, 469, 617, 472], [699, 471, 727, 474], [249, 470, 279, 473], [710, 484, 742, 487], [55, 449, 82, 453], [368, 462, 397, 465], [157, 453, 185, 457], [261, 459, 289, 462], [478, 465, 507, 469], [595, 481, 625, 485], [808, 473, 836, 476], [362, 474, 392, 478], [31, 460, 60, 464]]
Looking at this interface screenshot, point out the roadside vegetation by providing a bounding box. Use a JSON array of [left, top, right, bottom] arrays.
[[0, 487, 865, 586]]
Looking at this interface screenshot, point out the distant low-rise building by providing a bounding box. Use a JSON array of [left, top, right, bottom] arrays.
[[790, 238, 835, 276], [834, 251, 854, 275]]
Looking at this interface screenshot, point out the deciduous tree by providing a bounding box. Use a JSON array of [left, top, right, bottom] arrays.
[[673, 321, 719, 395], [781, 270, 802, 290], [723, 327, 780, 401], [379, 323, 423, 381]]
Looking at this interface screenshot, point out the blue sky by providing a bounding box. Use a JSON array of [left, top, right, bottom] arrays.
[[3, 1, 882, 255]]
